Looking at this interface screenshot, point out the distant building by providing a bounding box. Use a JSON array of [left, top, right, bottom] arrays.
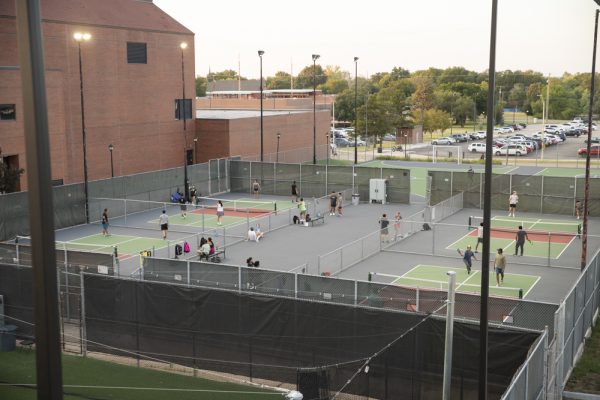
[[195, 109, 330, 163], [0, 0, 195, 190]]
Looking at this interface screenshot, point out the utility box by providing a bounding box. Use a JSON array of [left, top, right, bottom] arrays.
[[369, 179, 387, 204]]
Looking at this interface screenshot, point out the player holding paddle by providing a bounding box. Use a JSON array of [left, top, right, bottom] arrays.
[[457, 245, 477, 275]]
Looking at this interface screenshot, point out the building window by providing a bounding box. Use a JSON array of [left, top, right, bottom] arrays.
[[0, 104, 16, 121], [127, 42, 147, 64], [175, 99, 192, 120]]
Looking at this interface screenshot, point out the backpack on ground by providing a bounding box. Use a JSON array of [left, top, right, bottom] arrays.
[[183, 241, 190, 253], [175, 244, 183, 256]]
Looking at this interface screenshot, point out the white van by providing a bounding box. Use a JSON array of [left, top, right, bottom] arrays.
[[467, 142, 486, 153]]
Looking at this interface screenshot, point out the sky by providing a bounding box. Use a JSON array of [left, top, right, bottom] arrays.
[[154, 0, 597, 79]]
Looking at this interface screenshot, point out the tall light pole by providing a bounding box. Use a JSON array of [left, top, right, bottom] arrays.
[[354, 57, 359, 164], [74, 32, 91, 224], [180, 42, 189, 199], [312, 54, 320, 164], [540, 94, 546, 159], [276, 133, 281, 163], [108, 144, 114, 178], [258, 50, 265, 161], [403, 133, 408, 159], [480, 0, 499, 397], [582, 2, 600, 270]]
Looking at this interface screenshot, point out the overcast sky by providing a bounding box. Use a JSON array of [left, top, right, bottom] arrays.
[[154, 0, 596, 79]]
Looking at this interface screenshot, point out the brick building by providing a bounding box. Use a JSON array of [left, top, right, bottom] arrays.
[[195, 109, 331, 164], [0, 0, 195, 190]]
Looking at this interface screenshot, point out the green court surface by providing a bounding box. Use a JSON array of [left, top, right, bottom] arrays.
[[448, 216, 580, 259], [391, 264, 539, 299], [535, 168, 586, 177], [63, 234, 168, 257]]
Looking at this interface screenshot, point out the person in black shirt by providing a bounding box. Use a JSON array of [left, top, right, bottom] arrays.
[[514, 225, 531, 256], [291, 181, 298, 203]]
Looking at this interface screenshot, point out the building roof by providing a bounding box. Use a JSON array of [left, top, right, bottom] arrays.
[[0, 0, 193, 35], [196, 109, 306, 120]]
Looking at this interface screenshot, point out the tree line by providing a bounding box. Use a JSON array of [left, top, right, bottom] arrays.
[[196, 66, 599, 138]]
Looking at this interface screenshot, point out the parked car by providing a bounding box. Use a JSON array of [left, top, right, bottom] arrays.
[[502, 126, 514, 133], [467, 142, 486, 153], [578, 145, 600, 156], [474, 131, 487, 139], [451, 134, 468, 142], [523, 140, 539, 150], [334, 137, 352, 147], [565, 128, 582, 137], [383, 134, 396, 141], [584, 137, 600, 144], [507, 136, 526, 142], [494, 144, 528, 156], [431, 137, 454, 145]]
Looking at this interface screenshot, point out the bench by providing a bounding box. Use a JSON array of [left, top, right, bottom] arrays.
[[197, 249, 225, 263], [308, 215, 325, 226]]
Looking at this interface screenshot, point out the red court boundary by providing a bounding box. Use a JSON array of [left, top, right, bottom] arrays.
[[190, 208, 271, 218], [467, 228, 574, 244]]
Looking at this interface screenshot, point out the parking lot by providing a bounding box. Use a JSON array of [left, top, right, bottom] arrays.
[[409, 123, 599, 164]]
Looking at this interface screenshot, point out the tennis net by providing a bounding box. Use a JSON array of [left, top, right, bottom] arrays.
[[468, 216, 581, 236], [373, 272, 524, 299], [194, 196, 276, 214]]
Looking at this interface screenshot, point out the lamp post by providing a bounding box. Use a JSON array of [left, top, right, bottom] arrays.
[[258, 50, 265, 161], [403, 133, 408, 159], [325, 133, 330, 165], [108, 144, 114, 178], [354, 56, 359, 164], [180, 42, 189, 200], [276, 133, 281, 163], [312, 54, 320, 164], [526, 110, 529, 124], [193, 138, 198, 164], [74, 32, 91, 224], [582, 2, 600, 270]]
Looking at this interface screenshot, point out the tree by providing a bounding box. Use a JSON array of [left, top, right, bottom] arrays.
[[0, 161, 24, 193], [266, 71, 292, 90], [453, 96, 476, 127], [421, 109, 451, 136], [195, 76, 207, 97], [207, 69, 244, 81], [295, 64, 326, 89], [411, 77, 436, 111]]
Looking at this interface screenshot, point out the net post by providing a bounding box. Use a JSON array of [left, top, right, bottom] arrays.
[[368, 272, 372, 282], [238, 266, 242, 293], [294, 273, 298, 298], [354, 280, 358, 305], [519, 288, 523, 299]]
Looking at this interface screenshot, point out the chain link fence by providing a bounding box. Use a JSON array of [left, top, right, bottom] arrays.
[[429, 170, 600, 216]]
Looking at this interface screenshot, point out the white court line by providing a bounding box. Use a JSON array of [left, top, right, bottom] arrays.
[[392, 264, 424, 283], [502, 166, 519, 174], [556, 235, 577, 259], [523, 276, 541, 298], [533, 168, 548, 176], [457, 270, 480, 292], [445, 229, 477, 250]]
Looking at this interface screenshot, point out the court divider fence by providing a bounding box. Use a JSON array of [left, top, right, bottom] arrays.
[[428, 170, 600, 216], [2, 240, 598, 399], [229, 160, 411, 204]]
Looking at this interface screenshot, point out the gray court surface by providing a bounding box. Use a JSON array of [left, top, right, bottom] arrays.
[[51, 190, 599, 305]]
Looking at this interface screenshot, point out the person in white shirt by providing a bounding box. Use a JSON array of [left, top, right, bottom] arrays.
[[475, 222, 484, 253], [247, 227, 258, 242], [508, 191, 519, 217], [159, 210, 169, 239], [255, 224, 264, 241], [216, 201, 224, 225]]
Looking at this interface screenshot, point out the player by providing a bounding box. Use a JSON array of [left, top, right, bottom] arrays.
[[159, 210, 169, 239], [252, 179, 261, 199], [474, 222, 484, 253], [494, 248, 506, 286], [508, 191, 519, 217], [458, 245, 477, 274], [514, 226, 532, 256]]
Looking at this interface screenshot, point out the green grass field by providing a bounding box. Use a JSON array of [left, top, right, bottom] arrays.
[[391, 264, 539, 299], [0, 349, 278, 400]]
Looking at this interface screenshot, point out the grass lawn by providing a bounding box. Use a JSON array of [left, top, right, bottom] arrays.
[[0, 349, 278, 400], [565, 318, 600, 395]]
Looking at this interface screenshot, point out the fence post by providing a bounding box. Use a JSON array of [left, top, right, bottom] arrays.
[[80, 271, 87, 357], [548, 233, 552, 267], [416, 287, 420, 312], [354, 280, 358, 306], [509, 173, 513, 197], [450, 170, 454, 197], [573, 176, 577, 217], [124, 198, 128, 225], [238, 266, 242, 292], [187, 261, 190, 286], [541, 175, 545, 214], [295, 273, 298, 299], [317, 256, 321, 276], [432, 223, 436, 255], [208, 160, 212, 195]]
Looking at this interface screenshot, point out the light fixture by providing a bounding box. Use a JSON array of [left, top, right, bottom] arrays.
[[180, 42, 188, 50], [73, 32, 91, 41]]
